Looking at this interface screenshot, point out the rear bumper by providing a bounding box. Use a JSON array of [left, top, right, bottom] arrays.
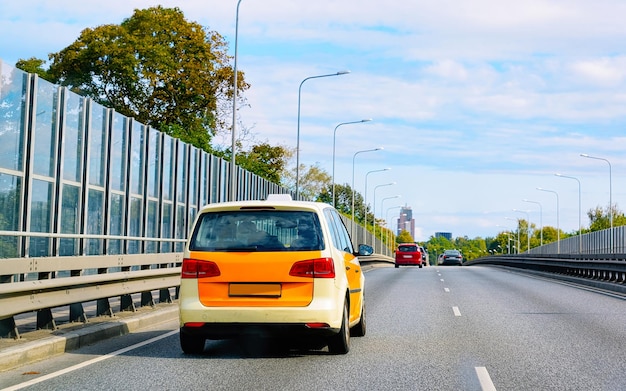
[[181, 323, 340, 339], [395, 259, 422, 265]]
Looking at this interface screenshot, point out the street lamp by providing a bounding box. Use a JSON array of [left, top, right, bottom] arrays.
[[581, 153, 613, 252], [496, 224, 512, 254], [295, 70, 350, 199], [504, 217, 520, 254], [513, 209, 531, 253], [351, 148, 383, 238], [230, 0, 243, 201], [523, 199, 543, 247], [380, 196, 401, 254], [332, 119, 372, 207], [386, 206, 403, 235], [364, 168, 390, 232], [555, 173, 582, 253], [373, 182, 395, 248], [537, 187, 560, 254]]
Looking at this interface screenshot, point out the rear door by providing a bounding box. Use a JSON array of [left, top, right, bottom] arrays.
[[188, 208, 323, 307]]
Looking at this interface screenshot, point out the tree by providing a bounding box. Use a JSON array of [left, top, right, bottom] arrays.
[[15, 57, 50, 80], [42, 6, 248, 152], [236, 143, 292, 183], [587, 204, 626, 232], [396, 230, 413, 243]]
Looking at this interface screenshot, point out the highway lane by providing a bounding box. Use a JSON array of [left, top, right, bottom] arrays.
[[1, 265, 625, 390]]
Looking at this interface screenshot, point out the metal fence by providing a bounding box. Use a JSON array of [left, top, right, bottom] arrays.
[[527, 226, 626, 255]]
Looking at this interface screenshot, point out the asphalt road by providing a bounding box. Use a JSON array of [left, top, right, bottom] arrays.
[[1, 265, 625, 391]]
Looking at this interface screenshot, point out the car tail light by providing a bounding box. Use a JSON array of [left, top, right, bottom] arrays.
[[184, 322, 205, 328], [289, 257, 336, 278], [181, 258, 221, 279]]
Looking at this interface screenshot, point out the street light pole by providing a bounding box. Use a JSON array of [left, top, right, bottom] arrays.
[[351, 148, 382, 238], [380, 196, 401, 254], [373, 182, 395, 251], [230, 0, 243, 202], [513, 209, 531, 253], [555, 173, 582, 253], [332, 119, 372, 207], [537, 187, 560, 254], [581, 153, 613, 252], [523, 199, 543, 247], [496, 224, 512, 254], [364, 168, 390, 234], [296, 70, 350, 199], [504, 217, 520, 254]]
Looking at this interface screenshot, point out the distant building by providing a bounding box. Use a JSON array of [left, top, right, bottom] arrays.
[[397, 206, 415, 239], [435, 232, 452, 240]]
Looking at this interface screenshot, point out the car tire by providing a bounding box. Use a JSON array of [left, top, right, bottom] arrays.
[[180, 330, 206, 354], [394, 264, 399, 268], [328, 301, 350, 354], [351, 301, 366, 337], [419, 264, 423, 268]]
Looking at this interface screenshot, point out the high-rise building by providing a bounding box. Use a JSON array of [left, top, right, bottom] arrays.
[[397, 206, 415, 240], [435, 232, 452, 240]]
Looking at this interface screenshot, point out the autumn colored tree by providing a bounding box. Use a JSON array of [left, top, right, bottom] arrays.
[[40, 6, 248, 152]]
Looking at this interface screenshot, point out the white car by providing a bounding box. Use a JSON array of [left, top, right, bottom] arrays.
[[179, 195, 372, 354]]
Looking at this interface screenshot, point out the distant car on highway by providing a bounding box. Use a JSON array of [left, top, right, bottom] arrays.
[[419, 246, 429, 266], [179, 194, 372, 355], [439, 249, 463, 266], [394, 243, 423, 268]]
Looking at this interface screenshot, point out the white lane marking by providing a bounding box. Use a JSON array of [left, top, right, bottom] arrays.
[[444, 287, 450, 293], [452, 306, 462, 316], [475, 366, 497, 391], [440, 279, 445, 282], [4, 329, 179, 391]]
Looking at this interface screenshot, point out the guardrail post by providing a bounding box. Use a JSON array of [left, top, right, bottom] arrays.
[[36, 308, 57, 330], [120, 294, 136, 312], [159, 288, 173, 303], [0, 317, 20, 339], [69, 303, 87, 323], [97, 298, 113, 317], [141, 291, 155, 307]]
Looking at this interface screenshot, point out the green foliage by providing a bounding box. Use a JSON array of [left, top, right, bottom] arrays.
[[396, 229, 413, 243], [587, 204, 626, 231], [15, 57, 51, 81], [42, 6, 248, 152], [236, 143, 292, 183]]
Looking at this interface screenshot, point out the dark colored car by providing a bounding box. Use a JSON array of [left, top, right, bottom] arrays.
[[395, 243, 423, 268], [439, 249, 463, 266]]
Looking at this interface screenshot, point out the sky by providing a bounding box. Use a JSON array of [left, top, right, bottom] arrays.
[[2, 0, 626, 242]]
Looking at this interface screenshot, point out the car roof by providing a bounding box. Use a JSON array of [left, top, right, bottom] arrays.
[[196, 195, 330, 214]]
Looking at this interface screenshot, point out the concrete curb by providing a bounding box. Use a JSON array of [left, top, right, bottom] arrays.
[[0, 306, 179, 372]]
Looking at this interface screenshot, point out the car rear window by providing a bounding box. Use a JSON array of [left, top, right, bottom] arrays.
[[398, 245, 418, 252], [189, 210, 324, 252]]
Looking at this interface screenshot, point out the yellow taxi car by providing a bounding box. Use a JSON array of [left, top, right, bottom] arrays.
[[179, 194, 372, 354]]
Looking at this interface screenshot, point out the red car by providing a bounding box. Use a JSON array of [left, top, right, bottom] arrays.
[[394, 243, 423, 268]]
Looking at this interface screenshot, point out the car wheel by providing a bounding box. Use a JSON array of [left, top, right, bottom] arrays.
[[351, 301, 366, 337], [328, 301, 350, 354], [180, 330, 206, 354], [394, 264, 399, 268]]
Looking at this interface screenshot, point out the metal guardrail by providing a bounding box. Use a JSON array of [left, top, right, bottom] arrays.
[[0, 251, 182, 339], [465, 254, 626, 294]]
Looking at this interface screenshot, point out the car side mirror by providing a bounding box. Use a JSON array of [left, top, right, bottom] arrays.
[[356, 244, 373, 256]]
